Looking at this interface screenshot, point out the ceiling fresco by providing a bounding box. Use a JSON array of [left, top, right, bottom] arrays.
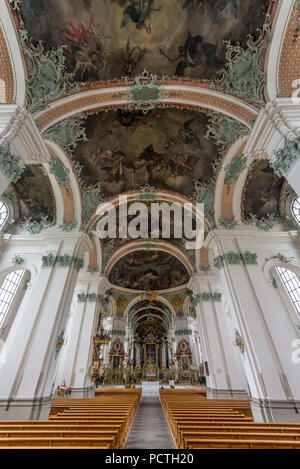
[[242, 160, 284, 220], [14, 165, 55, 223], [75, 108, 218, 196], [135, 317, 167, 339], [108, 249, 190, 290], [19, 0, 270, 82]]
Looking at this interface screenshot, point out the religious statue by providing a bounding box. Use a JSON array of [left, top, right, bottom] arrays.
[[144, 354, 156, 376]]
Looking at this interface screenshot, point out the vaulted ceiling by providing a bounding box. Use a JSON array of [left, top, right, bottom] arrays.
[[1, 0, 297, 300]]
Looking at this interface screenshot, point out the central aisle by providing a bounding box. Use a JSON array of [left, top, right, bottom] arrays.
[[125, 396, 175, 449]]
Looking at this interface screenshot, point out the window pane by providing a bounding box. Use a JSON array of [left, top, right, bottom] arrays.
[[277, 267, 300, 315], [0, 269, 25, 327], [292, 198, 300, 225], [0, 201, 8, 230]]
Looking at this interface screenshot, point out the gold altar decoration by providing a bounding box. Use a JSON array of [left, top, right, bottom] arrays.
[[109, 340, 125, 369], [91, 327, 111, 383]]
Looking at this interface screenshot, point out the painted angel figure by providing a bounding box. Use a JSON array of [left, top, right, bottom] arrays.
[[121, 0, 161, 34]]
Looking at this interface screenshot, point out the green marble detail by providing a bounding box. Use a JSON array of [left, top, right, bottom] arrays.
[[12, 255, 24, 265], [49, 157, 69, 188], [265, 253, 290, 264], [211, 18, 272, 106], [224, 153, 247, 188], [124, 69, 168, 114], [199, 292, 222, 302], [43, 114, 88, 151], [175, 329, 192, 336], [199, 266, 210, 273], [73, 257, 84, 271], [59, 221, 78, 232], [205, 112, 249, 154], [244, 213, 281, 231], [21, 216, 52, 235], [1, 192, 14, 206], [87, 265, 100, 275], [0, 146, 23, 183], [42, 253, 57, 267], [214, 256, 224, 269], [218, 218, 239, 230], [240, 251, 258, 265], [42, 253, 83, 270], [224, 251, 241, 265], [272, 278, 278, 289], [17, 27, 79, 113], [2, 219, 16, 234], [56, 254, 73, 267], [271, 138, 300, 178], [214, 251, 257, 268]]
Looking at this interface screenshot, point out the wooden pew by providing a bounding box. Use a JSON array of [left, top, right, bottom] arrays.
[[0, 389, 142, 449], [160, 389, 300, 449]]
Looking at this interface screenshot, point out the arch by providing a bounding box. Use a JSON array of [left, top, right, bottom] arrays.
[[104, 239, 194, 281], [123, 295, 177, 321], [265, 0, 294, 101], [93, 189, 207, 230], [214, 136, 249, 224], [34, 84, 257, 133], [1, 2, 26, 106], [45, 140, 83, 226]]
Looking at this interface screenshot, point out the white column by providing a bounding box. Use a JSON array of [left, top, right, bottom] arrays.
[[215, 232, 300, 422], [54, 281, 102, 398], [189, 274, 248, 399], [0, 234, 90, 420]]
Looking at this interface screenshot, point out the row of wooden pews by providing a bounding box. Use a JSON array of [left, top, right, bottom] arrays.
[[0, 388, 141, 449], [160, 389, 300, 449]]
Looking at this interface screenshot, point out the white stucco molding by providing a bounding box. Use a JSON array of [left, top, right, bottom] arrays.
[[0, 105, 50, 164], [244, 98, 300, 161]]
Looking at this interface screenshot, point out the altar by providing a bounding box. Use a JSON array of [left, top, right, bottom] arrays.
[[141, 380, 160, 396]]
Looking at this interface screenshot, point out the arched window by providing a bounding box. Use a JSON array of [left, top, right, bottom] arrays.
[[292, 197, 300, 225], [0, 201, 8, 230], [0, 269, 25, 328], [276, 267, 300, 315]]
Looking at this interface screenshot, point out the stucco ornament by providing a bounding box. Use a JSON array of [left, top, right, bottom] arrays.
[[211, 17, 272, 106], [123, 69, 168, 114]]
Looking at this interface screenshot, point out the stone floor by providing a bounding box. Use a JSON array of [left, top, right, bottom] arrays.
[[125, 396, 175, 449]]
